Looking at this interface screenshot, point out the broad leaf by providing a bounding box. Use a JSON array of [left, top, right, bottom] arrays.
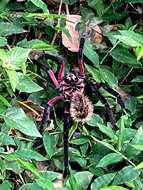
[[17, 149, 47, 161], [110, 48, 141, 67], [19, 183, 43, 190], [16, 73, 43, 93], [0, 37, 7, 47], [100, 68, 117, 87], [5, 107, 42, 137], [86, 113, 104, 126], [66, 171, 93, 190], [135, 45, 143, 60], [0, 180, 12, 190], [113, 166, 140, 185], [8, 47, 30, 72], [30, 0, 49, 13], [43, 132, 57, 158], [0, 95, 10, 107], [114, 30, 143, 47], [131, 75, 143, 83], [85, 64, 102, 82], [98, 124, 117, 141], [17, 39, 57, 51], [117, 115, 127, 151], [6, 69, 18, 91], [17, 159, 42, 178], [91, 173, 116, 190], [0, 22, 25, 37], [84, 41, 99, 68], [101, 186, 128, 190], [126, 126, 143, 157], [96, 153, 123, 168]]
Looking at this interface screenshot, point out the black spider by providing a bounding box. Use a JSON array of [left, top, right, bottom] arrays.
[[33, 36, 125, 178]]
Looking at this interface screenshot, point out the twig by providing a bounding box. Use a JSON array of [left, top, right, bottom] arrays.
[[65, 3, 69, 15], [100, 40, 120, 65], [18, 101, 41, 117], [51, 0, 63, 44], [91, 135, 136, 167], [120, 67, 133, 85]]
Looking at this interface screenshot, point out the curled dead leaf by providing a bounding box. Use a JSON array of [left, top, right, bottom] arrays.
[[62, 15, 81, 52], [92, 25, 102, 44]]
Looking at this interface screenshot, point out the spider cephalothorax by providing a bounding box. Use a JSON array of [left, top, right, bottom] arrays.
[[34, 36, 125, 179], [59, 72, 85, 98]]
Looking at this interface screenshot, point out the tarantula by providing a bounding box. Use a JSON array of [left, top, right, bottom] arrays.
[[33, 37, 125, 178]]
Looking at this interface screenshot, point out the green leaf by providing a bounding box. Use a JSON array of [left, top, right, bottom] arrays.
[[114, 30, 143, 47], [136, 162, 143, 169], [125, 96, 137, 114], [5, 160, 21, 173], [87, 0, 105, 17], [96, 153, 123, 168], [5, 107, 42, 137], [98, 124, 117, 141], [91, 173, 116, 190], [110, 48, 141, 67], [35, 178, 56, 190], [117, 115, 127, 151], [131, 75, 143, 82], [19, 183, 43, 190], [0, 181, 12, 190], [100, 68, 117, 87], [86, 113, 103, 126], [84, 41, 99, 68], [16, 73, 43, 93], [126, 126, 143, 157], [17, 39, 57, 51], [0, 0, 9, 13], [85, 64, 102, 82], [6, 69, 18, 91], [135, 45, 143, 60], [43, 132, 57, 158], [8, 47, 30, 71], [30, 0, 49, 13], [113, 166, 140, 185], [69, 174, 78, 190], [0, 22, 25, 37], [66, 171, 93, 190], [0, 37, 7, 47], [17, 159, 43, 178], [0, 95, 11, 107], [0, 49, 9, 65], [131, 144, 143, 151], [70, 136, 89, 145], [101, 186, 128, 190], [17, 149, 47, 161]]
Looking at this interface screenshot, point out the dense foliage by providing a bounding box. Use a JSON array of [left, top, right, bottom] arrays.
[[0, 0, 143, 189]]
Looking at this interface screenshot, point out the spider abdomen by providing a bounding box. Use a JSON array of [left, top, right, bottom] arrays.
[[70, 92, 94, 122]]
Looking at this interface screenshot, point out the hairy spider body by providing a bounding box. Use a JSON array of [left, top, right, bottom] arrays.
[[58, 72, 93, 122], [34, 36, 125, 179], [70, 91, 94, 122]]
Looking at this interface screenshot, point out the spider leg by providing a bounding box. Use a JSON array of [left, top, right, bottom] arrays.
[[78, 37, 85, 77], [40, 96, 63, 132], [33, 59, 60, 88], [42, 53, 65, 82], [90, 84, 116, 126], [34, 52, 65, 87], [63, 101, 72, 178], [100, 83, 125, 109]]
